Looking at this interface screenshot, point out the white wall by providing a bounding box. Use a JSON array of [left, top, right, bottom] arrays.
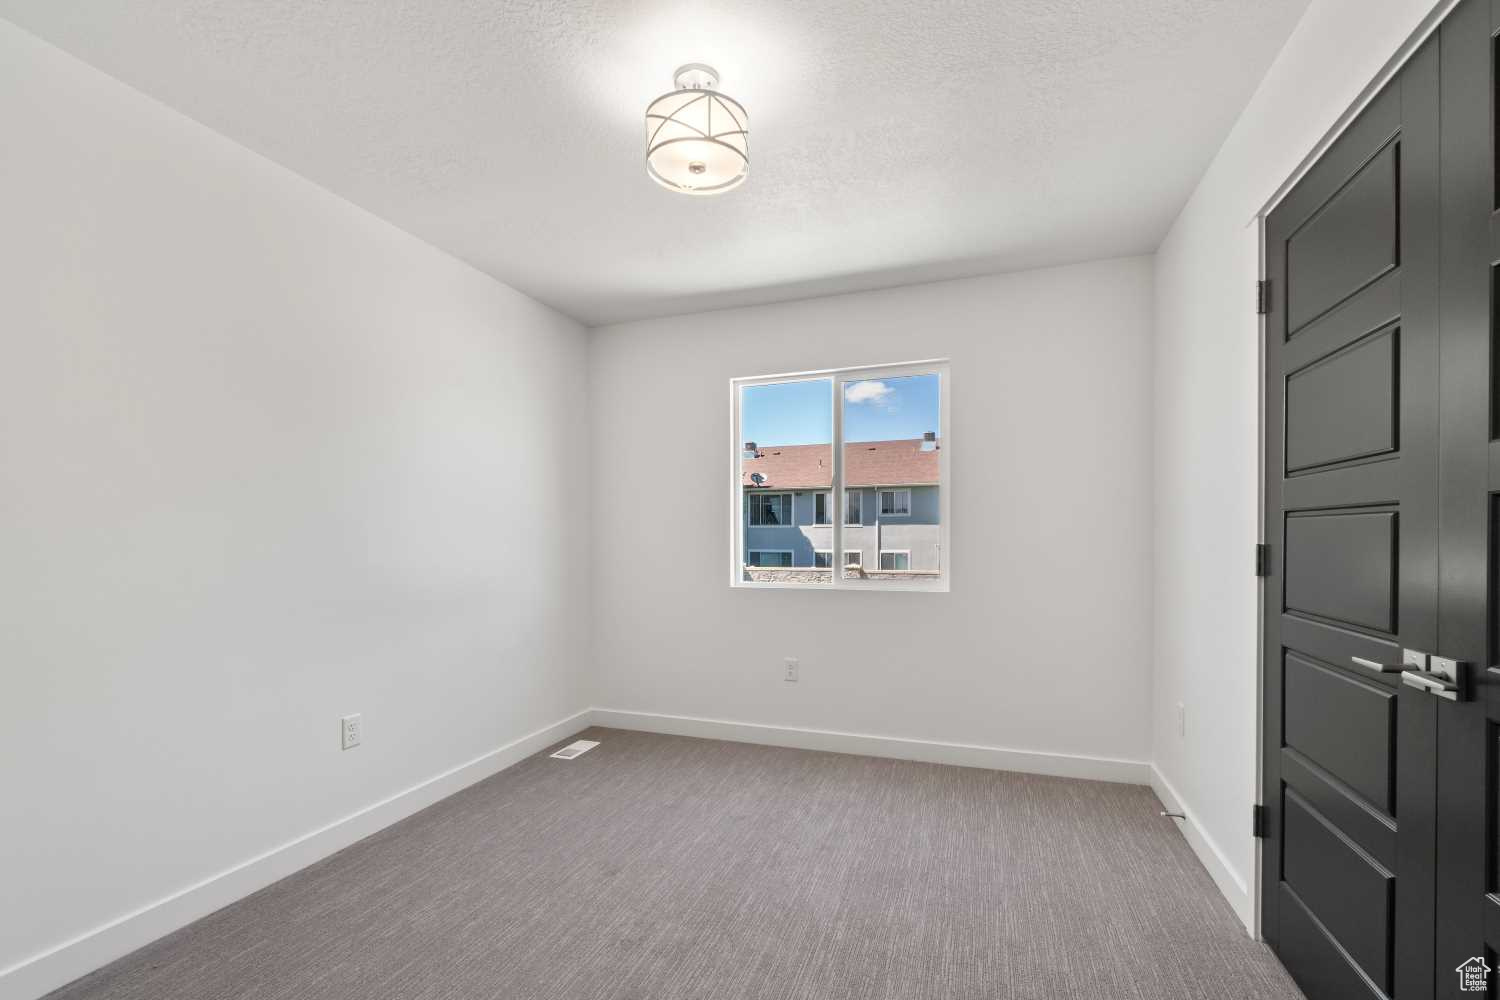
[[0, 21, 591, 998], [1152, 0, 1448, 931], [589, 258, 1155, 771]]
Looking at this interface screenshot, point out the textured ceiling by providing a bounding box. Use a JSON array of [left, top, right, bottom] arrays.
[[0, 0, 1311, 324]]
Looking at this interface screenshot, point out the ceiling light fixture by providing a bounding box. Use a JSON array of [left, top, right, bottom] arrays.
[[644, 63, 749, 195]]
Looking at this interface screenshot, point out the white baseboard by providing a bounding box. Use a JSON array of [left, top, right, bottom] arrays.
[[1149, 765, 1254, 933], [590, 708, 1151, 785], [0, 709, 592, 1000]]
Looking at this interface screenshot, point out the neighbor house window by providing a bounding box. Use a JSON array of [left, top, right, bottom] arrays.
[[748, 493, 792, 526], [733, 361, 948, 591], [844, 490, 862, 526]]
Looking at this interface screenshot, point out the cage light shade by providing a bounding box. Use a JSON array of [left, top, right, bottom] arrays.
[[645, 67, 749, 195]]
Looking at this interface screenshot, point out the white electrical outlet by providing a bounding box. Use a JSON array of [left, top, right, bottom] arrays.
[[784, 657, 799, 682], [341, 713, 361, 750], [1176, 702, 1186, 739]]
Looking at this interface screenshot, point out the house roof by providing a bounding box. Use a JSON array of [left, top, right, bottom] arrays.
[[741, 439, 939, 490]]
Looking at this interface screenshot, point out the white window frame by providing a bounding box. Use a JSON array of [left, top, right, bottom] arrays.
[[813, 549, 833, 568], [879, 489, 912, 518], [747, 492, 794, 527], [731, 359, 950, 592], [843, 489, 863, 526], [747, 549, 794, 568], [879, 549, 912, 571], [843, 550, 862, 568]]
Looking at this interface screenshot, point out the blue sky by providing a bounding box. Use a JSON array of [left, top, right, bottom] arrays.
[[741, 374, 940, 446]]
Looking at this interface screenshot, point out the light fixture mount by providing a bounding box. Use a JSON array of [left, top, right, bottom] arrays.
[[672, 63, 720, 90], [645, 62, 749, 195]]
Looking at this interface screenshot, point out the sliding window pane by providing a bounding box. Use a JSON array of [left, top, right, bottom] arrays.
[[740, 378, 832, 584], [842, 373, 941, 582], [844, 488, 862, 526]]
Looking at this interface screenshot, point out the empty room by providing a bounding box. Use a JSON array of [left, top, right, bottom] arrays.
[[4, 0, 1495, 997]]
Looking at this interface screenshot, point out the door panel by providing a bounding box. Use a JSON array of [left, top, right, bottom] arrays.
[[1284, 654, 1397, 811], [1287, 140, 1402, 335], [1263, 36, 1441, 1000], [1284, 510, 1398, 631], [1285, 326, 1399, 473], [1283, 790, 1395, 990], [1279, 884, 1392, 1000]]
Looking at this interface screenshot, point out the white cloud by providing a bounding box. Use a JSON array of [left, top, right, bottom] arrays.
[[844, 380, 893, 405]]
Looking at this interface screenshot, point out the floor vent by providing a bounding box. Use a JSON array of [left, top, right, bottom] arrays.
[[550, 739, 600, 760]]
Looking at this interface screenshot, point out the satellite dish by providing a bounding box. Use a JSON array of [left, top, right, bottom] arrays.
[[750, 473, 766, 486]]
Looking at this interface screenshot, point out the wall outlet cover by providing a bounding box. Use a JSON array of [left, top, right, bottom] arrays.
[[341, 713, 361, 751]]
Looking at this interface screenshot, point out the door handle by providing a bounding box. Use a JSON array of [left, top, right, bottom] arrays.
[[1401, 670, 1460, 700], [1352, 656, 1406, 673], [1400, 655, 1468, 702], [1352, 649, 1427, 674]]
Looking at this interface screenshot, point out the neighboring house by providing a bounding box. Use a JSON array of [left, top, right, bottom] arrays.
[[742, 436, 940, 573]]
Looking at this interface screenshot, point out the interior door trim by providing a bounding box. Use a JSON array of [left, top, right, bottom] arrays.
[[1253, 0, 1463, 224]]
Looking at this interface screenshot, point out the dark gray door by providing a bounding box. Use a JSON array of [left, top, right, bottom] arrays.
[[1432, 0, 1500, 996], [1262, 37, 1442, 1000]]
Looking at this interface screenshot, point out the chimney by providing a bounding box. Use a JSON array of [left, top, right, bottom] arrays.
[[920, 431, 937, 452], [743, 441, 760, 459]]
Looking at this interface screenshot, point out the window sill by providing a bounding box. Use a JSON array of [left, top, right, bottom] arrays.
[[735, 566, 946, 592]]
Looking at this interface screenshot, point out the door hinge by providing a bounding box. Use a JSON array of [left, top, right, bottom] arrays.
[[1256, 279, 1271, 316], [1252, 804, 1267, 839], [1255, 543, 1270, 577]]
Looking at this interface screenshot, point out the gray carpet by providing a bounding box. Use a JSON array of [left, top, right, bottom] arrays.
[[45, 728, 1302, 1000]]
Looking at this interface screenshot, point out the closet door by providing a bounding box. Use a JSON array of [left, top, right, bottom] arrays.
[[1432, 0, 1500, 995], [1261, 37, 1442, 1000]]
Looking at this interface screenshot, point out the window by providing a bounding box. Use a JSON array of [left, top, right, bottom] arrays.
[[879, 489, 911, 517], [844, 489, 862, 526], [734, 362, 947, 590], [880, 550, 911, 571], [748, 492, 792, 526]]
